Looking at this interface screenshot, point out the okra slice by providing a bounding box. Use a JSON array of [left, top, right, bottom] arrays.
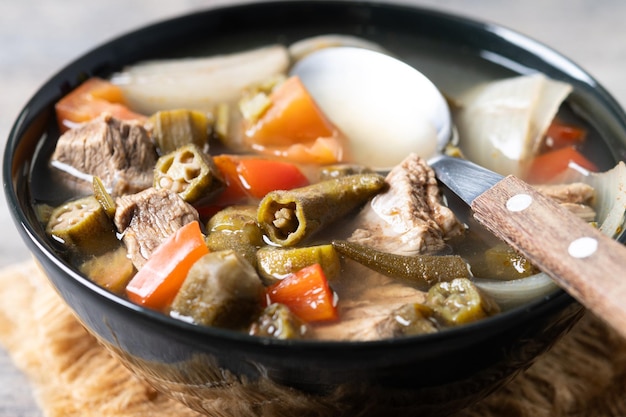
[[92, 176, 116, 219], [46, 195, 118, 255], [170, 250, 265, 329], [331, 240, 469, 289], [257, 173, 386, 246], [482, 243, 539, 280], [154, 143, 224, 204], [378, 303, 438, 337], [205, 206, 265, 267], [426, 278, 500, 326], [149, 109, 210, 154], [256, 244, 341, 283], [79, 246, 135, 295], [249, 303, 308, 340]]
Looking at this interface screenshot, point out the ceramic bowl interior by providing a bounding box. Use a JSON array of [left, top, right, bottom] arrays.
[[5, 2, 626, 416]]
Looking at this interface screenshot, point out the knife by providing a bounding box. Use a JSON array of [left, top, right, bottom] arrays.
[[429, 154, 626, 339]]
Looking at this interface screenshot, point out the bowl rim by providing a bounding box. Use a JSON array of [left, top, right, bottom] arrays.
[[4, 0, 625, 351]]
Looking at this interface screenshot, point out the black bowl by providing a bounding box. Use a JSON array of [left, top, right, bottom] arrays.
[[5, 2, 626, 416]]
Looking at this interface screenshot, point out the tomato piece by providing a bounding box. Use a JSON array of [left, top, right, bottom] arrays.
[[126, 221, 209, 310], [246, 76, 337, 146], [55, 77, 146, 132], [244, 76, 346, 164], [544, 119, 587, 150], [211, 155, 250, 206], [526, 145, 598, 183], [237, 158, 309, 199], [197, 155, 310, 218], [267, 263, 338, 323]]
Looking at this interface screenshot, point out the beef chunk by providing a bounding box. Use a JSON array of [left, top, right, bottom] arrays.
[[50, 114, 157, 196], [312, 262, 428, 341], [534, 182, 595, 205], [348, 153, 464, 255], [535, 182, 596, 221], [114, 187, 200, 269]]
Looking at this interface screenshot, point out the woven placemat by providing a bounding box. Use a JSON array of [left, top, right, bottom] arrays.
[[0, 260, 625, 417]]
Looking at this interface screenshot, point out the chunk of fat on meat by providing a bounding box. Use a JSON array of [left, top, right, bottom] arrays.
[[312, 264, 427, 341], [348, 153, 464, 255]]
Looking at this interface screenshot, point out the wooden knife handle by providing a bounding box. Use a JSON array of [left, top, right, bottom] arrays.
[[471, 175, 626, 339]]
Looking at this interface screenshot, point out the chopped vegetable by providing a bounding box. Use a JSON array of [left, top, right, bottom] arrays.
[[79, 246, 135, 295], [237, 158, 309, 199], [256, 244, 341, 283], [525, 145, 598, 183], [476, 243, 540, 280], [380, 303, 438, 337], [543, 118, 586, 150], [200, 155, 310, 217], [154, 144, 224, 204], [288, 34, 388, 62], [92, 176, 116, 219], [46, 196, 118, 255], [148, 109, 211, 154], [455, 74, 572, 176], [249, 303, 308, 339], [205, 206, 265, 267], [110, 45, 290, 115], [209, 155, 251, 209], [332, 240, 470, 289], [258, 173, 386, 246], [125, 221, 209, 310], [55, 77, 146, 132], [267, 263, 338, 323], [243, 76, 347, 164], [426, 278, 499, 326], [170, 250, 264, 328]]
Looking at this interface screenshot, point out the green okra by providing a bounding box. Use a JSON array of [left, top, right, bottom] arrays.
[[154, 143, 224, 204], [331, 240, 470, 289], [257, 173, 386, 246]]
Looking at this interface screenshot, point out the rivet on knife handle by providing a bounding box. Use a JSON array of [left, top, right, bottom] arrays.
[[471, 175, 626, 339]]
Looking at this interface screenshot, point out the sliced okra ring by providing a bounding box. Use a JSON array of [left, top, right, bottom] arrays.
[[154, 143, 224, 204]]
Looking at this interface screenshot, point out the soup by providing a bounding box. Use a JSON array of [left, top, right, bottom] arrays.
[[31, 35, 618, 342]]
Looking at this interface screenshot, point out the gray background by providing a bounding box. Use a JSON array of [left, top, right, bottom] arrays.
[[2, 0, 625, 415]]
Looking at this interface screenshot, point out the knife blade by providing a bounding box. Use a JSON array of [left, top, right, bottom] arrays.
[[429, 154, 626, 339], [429, 155, 503, 206]]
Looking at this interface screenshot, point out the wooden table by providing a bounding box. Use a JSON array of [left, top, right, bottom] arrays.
[[2, 0, 625, 414]]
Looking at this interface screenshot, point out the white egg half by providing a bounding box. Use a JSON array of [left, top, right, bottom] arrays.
[[290, 47, 450, 169]]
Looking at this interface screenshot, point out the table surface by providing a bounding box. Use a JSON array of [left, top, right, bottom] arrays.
[[2, 0, 626, 414]]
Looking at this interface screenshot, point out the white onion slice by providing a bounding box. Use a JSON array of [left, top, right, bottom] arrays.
[[288, 34, 388, 62], [110, 45, 290, 115], [454, 74, 572, 176]]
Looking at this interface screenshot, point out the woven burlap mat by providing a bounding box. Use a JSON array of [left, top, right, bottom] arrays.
[[1, 260, 625, 417]]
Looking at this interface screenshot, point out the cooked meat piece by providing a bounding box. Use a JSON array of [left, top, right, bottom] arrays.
[[50, 114, 157, 196], [559, 203, 597, 222], [114, 187, 200, 269], [535, 182, 596, 221], [312, 262, 428, 341], [348, 153, 464, 255], [534, 182, 595, 205]]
